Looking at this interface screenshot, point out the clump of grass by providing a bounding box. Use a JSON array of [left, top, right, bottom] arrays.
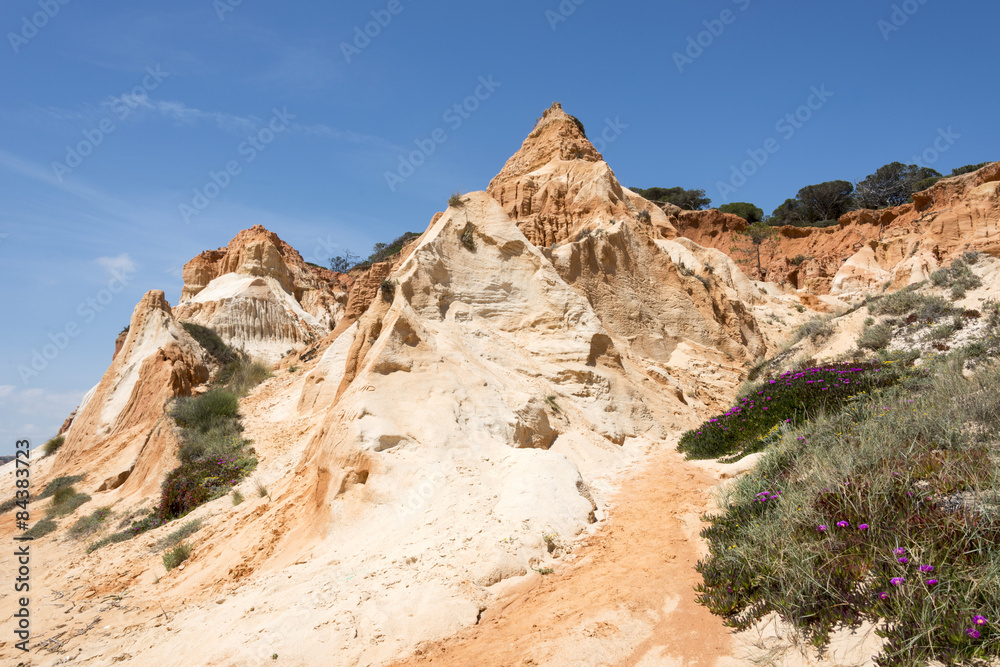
[[858, 323, 894, 351], [694, 359, 1000, 666], [43, 435, 65, 457], [218, 358, 271, 397], [380, 278, 395, 302], [231, 489, 244, 505], [790, 316, 835, 346], [460, 223, 476, 251], [448, 192, 464, 208], [37, 475, 86, 500], [678, 360, 916, 461], [68, 507, 111, 539], [47, 486, 90, 517], [162, 543, 192, 571], [23, 519, 57, 539], [930, 258, 982, 301], [151, 519, 202, 552], [254, 478, 270, 500], [170, 388, 240, 432], [868, 287, 956, 322], [181, 323, 241, 367]]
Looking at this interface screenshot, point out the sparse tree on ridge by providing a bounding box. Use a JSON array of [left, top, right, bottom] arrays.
[[730, 220, 780, 279]]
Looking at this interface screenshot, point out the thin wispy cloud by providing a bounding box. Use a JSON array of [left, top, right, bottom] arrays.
[[95, 254, 138, 278]]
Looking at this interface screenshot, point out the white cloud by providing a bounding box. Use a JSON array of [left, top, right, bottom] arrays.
[[95, 253, 137, 279], [0, 385, 14, 399]]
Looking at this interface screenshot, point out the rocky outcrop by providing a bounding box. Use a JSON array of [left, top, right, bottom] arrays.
[[51, 290, 211, 499], [487, 103, 677, 248], [675, 162, 1000, 296], [175, 225, 349, 363]]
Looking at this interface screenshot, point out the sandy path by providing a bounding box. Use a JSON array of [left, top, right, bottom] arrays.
[[387, 446, 745, 667]]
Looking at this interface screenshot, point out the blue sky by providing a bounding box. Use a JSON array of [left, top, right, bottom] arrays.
[[1, 0, 997, 454]]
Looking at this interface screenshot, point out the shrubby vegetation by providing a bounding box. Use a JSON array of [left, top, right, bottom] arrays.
[[678, 360, 913, 462], [89, 330, 262, 552], [43, 435, 65, 457], [718, 202, 763, 223], [693, 356, 1000, 665], [329, 231, 421, 273], [630, 186, 711, 211]]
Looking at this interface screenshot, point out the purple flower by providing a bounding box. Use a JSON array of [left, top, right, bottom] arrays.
[[817, 525, 828, 532], [890, 577, 905, 586], [925, 579, 938, 586], [898, 557, 909, 564], [878, 592, 889, 600], [858, 524, 869, 531], [893, 548, 906, 555], [837, 521, 850, 528], [973, 615, 988, 626], [919, 565, 934, 573], [966, 628, 981, 639]]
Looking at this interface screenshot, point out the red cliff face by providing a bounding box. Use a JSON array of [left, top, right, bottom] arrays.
[[671, 162, 1000, 294]]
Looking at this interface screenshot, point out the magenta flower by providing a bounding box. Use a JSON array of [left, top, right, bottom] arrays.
[[973, 615, 988, 626], [890, 577, 905, 586], [898, 557, 909, 564], [878, 592, 889, 600], [925, 579, 939, 586], [817, 525, 828, 532], [893, 547, 906, 555], [858, 524, 869, 531], [837, 521, 850, 528], [966, 628, 981, 639], [919, 565, 934, 573]]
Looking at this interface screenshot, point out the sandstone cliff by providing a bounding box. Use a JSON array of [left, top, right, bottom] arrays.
[[175, 225, 349, 363], [674, 162, 1000, 296]]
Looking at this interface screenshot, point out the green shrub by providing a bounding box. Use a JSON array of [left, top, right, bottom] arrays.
[[177, 419, 245, 464], [217, 358, 271, 397], [181, 323, 240, 367], [163, 543, 192, 571], [461, 223, 476, 251], [170, 389, 240, 432], [380, 279, 395, 302], [930, 322, 957, 341], [43, 435, 65, 457], [47, 488, 91, 518], [24, 519, 57, 539], [68, 508, 111, 538], [858, 323, 894, 351], [37, 475, 86, 500], [158, 453, 255, 522], [695, 362, 1000, 666], [448, 192, 464, 208], [87, 513, 165, 553], [789, 254, 810, 266], [929, 259, 982, 301], [677, 360, 914, 461], [790, 317, 835, 346], [868, 289, 957, 322], [152, 519, 202, 552]]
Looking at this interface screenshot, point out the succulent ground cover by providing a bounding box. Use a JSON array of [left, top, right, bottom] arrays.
[[678, 358, 917, 462], [690, 354, 1000, 665]]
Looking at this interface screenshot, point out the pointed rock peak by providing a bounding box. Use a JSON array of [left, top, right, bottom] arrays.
[[488, 103, 603, 188], [486, 103, 676, 247], [181, 225, 336, 301], [137, 289, 173, 316]]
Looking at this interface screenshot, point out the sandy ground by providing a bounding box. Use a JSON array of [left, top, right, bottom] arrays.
[[384, 445, 751, 667]]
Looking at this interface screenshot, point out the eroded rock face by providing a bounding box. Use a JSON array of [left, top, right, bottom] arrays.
[[487, 102, 677, 248], [51, 290, 210, 500], [675, 162, 1000, 295], [175, 225, 349, 363]]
